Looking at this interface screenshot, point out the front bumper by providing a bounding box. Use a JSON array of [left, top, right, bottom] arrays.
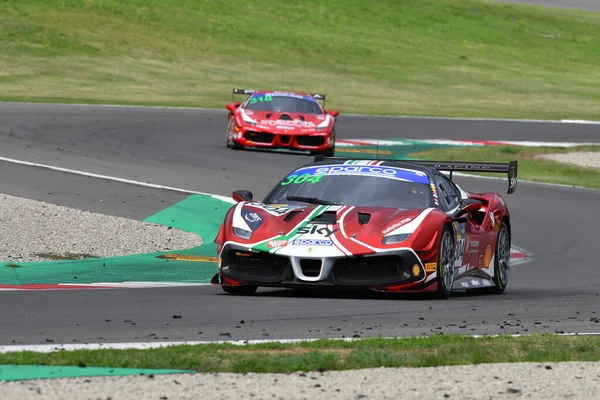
[[235, 128, 333, 152], [212, 245, 434, 292]]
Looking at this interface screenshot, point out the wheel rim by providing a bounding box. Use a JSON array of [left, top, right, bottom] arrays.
[[441, 230, 455, 290], [497, 226, 510, 286]]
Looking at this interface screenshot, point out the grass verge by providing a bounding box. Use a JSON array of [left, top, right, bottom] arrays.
[[1, 0, 600, 119], [1, 334, 600, 373], [410, 145, 600, 189]]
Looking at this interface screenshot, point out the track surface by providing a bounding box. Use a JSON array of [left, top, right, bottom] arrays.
[[0, 103, 599, 345]]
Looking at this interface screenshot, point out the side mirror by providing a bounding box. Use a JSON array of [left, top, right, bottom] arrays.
[[453, 199, 483, 219], [232, 190, 253, 202], [329, 110, 339, 118], [226, 102, 242, 113]]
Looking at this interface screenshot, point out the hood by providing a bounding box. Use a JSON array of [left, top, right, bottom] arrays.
[[228, 202, 435, 257], [242, 109, 331, 133]]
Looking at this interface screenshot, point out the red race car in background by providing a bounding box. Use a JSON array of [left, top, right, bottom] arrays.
[[225, 89, 339, 156]]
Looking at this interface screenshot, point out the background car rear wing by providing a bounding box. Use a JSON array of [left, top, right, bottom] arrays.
[[232, 89, 326, 104], [313, 155, 518, 194]]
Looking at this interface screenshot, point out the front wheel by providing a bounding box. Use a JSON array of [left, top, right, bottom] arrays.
[[436, 225, 455, 299], [222, 285, 258, 295]]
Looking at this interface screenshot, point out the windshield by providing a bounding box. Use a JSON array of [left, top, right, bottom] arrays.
[[245, 93, 323, 114], [263, 164, 433, 209]]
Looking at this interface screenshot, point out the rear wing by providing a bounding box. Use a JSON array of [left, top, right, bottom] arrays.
[[313, 155, 518, 194], [409, 160, 518, 194], [232, 89, 326, 105]]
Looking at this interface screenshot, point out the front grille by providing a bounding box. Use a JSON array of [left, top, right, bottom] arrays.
[[279, 135, 291, 144], [300, 259, 322, 277], [222, 250, 290, 283], [245, 131, 274, 143], [332, 255, 420, 286], [296, 136, 325, 147]]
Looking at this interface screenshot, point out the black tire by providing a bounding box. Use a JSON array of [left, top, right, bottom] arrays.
[[472, 221, 511, 295], [436, 225, 455, 299], [225, 117, 243, 149], [324, 145, 335, 157], [222, 285, 258, 295]]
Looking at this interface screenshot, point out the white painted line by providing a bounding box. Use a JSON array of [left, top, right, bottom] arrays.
[[0, 156, 237, 204], [1, 332, 599, 354], [336, 139, 600, 147], [4, 102, 600, 124]]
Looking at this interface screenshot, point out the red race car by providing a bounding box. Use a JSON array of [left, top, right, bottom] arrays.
[[225, 89, 339, 156], [211, 156, 518, 298]]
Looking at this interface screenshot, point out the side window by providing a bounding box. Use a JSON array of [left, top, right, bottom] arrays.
[[434, 174, 459, 212]]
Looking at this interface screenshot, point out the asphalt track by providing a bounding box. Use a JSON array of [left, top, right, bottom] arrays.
[[0, 103, 599, 345]]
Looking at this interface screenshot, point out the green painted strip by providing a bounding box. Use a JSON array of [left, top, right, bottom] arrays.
[[0, 364, 193, 381], [0, 194, 234, 285]]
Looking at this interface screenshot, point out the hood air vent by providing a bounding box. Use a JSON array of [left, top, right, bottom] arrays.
[[310, 211, 337, 225], [284, 209, 303, 222], [357, 212, 371, 225]]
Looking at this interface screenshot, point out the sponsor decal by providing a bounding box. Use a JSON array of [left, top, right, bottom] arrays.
[[241, 210, 263, 231], [461, 282, 469, 288], [425, 262, 437, 272], [288, 165, 430, 184], [296, 225, 339, 237], [260, 119, 316, 128], [430, 183, 439, 205], [382, 218, 413, 235], [470, 279, 480, 286], [483, 280, 492, 286], [467, 239, 480, 254], [292, 239, 333, 246], [267, 240, 288, 248]]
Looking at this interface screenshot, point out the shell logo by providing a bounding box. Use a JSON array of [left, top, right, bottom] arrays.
[[483, 245, 492, 269]]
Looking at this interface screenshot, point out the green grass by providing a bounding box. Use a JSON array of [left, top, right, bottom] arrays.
[[2, 0, 600, 119], [2, 334, 600, 373], [410, 145, 600, 189]]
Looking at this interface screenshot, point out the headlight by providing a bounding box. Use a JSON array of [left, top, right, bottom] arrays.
[[382, 233, 411, 245], [233, 227, 252, 240], [240, 109, 256, 126], [316, 116, 330, 131]]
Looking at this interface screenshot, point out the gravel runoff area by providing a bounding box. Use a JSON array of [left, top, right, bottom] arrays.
[[537, 151, 600, 169], [0, 193, 202, 263], [1, 362, 600, 399]]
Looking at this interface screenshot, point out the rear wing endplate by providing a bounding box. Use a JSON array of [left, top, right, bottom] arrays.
[[313, 156, 518, 194]]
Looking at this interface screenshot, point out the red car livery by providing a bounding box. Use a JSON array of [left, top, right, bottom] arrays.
[[212, 156, 519, 299], [225, 89, 339, 156]]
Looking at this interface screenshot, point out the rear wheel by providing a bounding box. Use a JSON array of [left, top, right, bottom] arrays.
[[481, 222, 510, 294], [436, 225, 455, 299], [222, 285, 258, 295]]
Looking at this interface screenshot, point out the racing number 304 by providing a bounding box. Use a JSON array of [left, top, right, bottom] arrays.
[[281, 174, 324, 186]]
